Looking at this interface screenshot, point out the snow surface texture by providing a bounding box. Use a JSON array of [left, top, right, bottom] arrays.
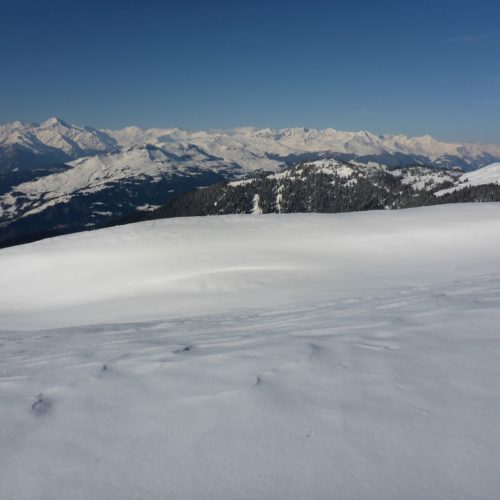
[[1, 205, 500, 499]]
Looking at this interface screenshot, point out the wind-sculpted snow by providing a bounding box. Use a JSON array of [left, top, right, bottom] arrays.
[[1, 205, 500, 499]]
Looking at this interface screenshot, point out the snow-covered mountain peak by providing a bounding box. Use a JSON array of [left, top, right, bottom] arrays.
[[2, 117, 500, 175], [40, 116, 70, 128], [418, 134, 435, 142], [7, 120, 28, 130], [0, 118, 117, 169]]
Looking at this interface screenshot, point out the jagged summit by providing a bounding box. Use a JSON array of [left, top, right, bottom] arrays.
[[40, 116, 69, 128]]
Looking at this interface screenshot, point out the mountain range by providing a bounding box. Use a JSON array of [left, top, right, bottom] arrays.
[[1, 117, 500, 246], [2, 117, 500, 173]]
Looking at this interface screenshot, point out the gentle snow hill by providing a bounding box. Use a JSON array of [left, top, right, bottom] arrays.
[[1, 205, 500, 499], [1, 204, 499, 330], [436, 162, 500, 196]]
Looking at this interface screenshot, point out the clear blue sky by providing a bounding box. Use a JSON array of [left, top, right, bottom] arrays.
[[1, 0, 499, 143]]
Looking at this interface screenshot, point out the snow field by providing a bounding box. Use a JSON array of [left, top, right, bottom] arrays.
[[1, 204, 500, 499]]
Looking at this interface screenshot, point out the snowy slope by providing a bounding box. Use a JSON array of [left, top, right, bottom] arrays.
[[0, 144, 239, 222], [230, 159, 461, 191], [435, 162, 500, 196], [1, 157, 499, 248], [1, 205, 500, 499], [144, 159, 470, 220], [1, 157, 453, 223]]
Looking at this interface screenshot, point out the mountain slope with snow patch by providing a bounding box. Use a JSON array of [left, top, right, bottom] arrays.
[[0, 144, 239, 222], [436, 162, 500, 196], [137, 160, 500, 221]]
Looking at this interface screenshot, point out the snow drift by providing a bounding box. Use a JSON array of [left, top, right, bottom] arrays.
[[1, 204, 500, 499]]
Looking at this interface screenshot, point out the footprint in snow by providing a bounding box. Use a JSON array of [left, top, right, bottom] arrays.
[[31, 393, 51, 416]]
